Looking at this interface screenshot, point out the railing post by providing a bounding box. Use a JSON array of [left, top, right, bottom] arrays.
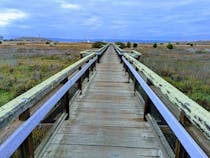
[[133, 67, 138, 95], [19, 109, 34, 158], [97, 55, 100, 63], [175, 111, 189, 158], [87, 67, 90, 82], [61, 77, 70, 119], [143, 80, 153, 121], [78, 66, 82, 94]]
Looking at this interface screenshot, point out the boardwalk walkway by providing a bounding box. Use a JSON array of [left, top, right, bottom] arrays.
[[42, 46, 167, 158]]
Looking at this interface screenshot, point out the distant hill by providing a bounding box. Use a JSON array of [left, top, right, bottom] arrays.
[[10, 37, 52, 42]]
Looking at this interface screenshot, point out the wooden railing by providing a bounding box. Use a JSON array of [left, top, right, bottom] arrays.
[[113, 43, 209, 158], [0, 44, 109, 158]]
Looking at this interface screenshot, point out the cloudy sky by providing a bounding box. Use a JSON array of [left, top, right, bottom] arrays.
[[0, 0, 210, 40]]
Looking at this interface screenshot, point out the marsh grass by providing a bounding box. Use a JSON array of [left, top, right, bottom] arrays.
[[137, 44, 210, 111], [0, 43, 83, 106]]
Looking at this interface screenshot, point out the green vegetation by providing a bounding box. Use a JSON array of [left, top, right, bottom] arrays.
[[0, 53, 78, 106], [138, 45, 210, 111], [167, 43, 173, 49], [115, 42, 126, 49], [0, 41, 2, 44], [133, 43, 138, 48], [92, 41, 106, 48], [126, 42, 131, 48], [153, 43, 157, 48], [187, 43, 194, 47]]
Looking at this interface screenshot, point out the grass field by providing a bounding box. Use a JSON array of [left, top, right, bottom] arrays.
[[0, 42, 92, 106], [133, 43, 210, 111]]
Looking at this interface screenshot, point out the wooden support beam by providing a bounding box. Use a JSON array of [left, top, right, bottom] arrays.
[[60, 78, 70, 120], [175, 111, 189, 158], [87, 68, 90, 82], [19, 109, 34, 158], [143, 80, 153, 121], [78, 66, 82, 94]]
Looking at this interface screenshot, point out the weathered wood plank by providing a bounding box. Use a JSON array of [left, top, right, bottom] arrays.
[[0, 52, 96, 130], [124, 53, 210, 140], [43, 144, 161, 158], [42, 45, 168, 158]]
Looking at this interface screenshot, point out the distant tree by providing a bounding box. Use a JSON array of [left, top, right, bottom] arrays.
[[126, 42, 131, 48], [92, 41, 106, 48], [187, 43, 193, 47], [167, 43, 173, 49], [153, 43, 157, 48], [133, 43, 138, 48]]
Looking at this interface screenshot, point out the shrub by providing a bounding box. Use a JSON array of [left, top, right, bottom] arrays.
[[46, 41, 50, 44], [115, 42, 126, 49], [187, 43, 193, 47], [92, 42, 106, 48], [126, 42, 131, 48], [0, 41, 2, 44], [153, 43, 157, 48], [133, 43, 138, 48], [167, 43, 173, 49]]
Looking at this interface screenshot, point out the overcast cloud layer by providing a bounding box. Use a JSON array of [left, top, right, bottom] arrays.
[[0, 0, 210, 40]]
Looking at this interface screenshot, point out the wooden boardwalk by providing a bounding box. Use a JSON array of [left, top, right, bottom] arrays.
[[42, 46, 168, 158]]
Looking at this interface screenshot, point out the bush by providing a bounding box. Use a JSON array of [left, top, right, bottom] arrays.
[[0, 41, 2, 44], [153, 43, 157, 48], [133, 43, 138, 48], [187, 43, 193, 47], [115, 42, 126, 49], [167, 43, 173, 49], [46, 41, 50, 44], [92, 42, 106, 48], [126, 42, 131, 48]]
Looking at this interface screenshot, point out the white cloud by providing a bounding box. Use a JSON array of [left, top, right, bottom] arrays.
[[59, 1, 81, 10], [0, 9, 28, 27], [83, 16, 99, 26]]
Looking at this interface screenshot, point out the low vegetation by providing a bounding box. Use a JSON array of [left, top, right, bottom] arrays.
[[0, 42, 92, 106], [167, 43, 173, 49], [136, 43, 210, 111], [133, 43, 138, 48], [126, 42, 131, 48], [92, 41, 106, 48], [115, 42, 126, 49], [153, 43, 157, 48]]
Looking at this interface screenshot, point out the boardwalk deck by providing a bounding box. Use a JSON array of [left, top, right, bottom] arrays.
[[42, 46, 168, 158]]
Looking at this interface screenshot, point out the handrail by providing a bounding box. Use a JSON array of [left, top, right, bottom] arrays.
[[0, 52, 96, 130], [122, 56, 208, 158], [112, 43, 210, 141], [0, 56, 98, 158], [80, 43, 110, 57], [123, 53, 210, 140], [112, 43, 142, 58]]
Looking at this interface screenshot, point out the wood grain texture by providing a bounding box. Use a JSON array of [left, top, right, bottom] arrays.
[[42, 46, 168, 158], [124, 53, 210, 140]]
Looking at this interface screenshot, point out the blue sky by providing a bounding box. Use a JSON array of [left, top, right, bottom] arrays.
[[0, 0, 210, 41]]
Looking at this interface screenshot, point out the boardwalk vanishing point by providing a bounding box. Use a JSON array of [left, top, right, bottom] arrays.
[[0, 44, 209, 158]]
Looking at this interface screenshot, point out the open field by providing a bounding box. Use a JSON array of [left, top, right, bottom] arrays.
[[0, 42, 92, 106], [133, 43, 210, 111]]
